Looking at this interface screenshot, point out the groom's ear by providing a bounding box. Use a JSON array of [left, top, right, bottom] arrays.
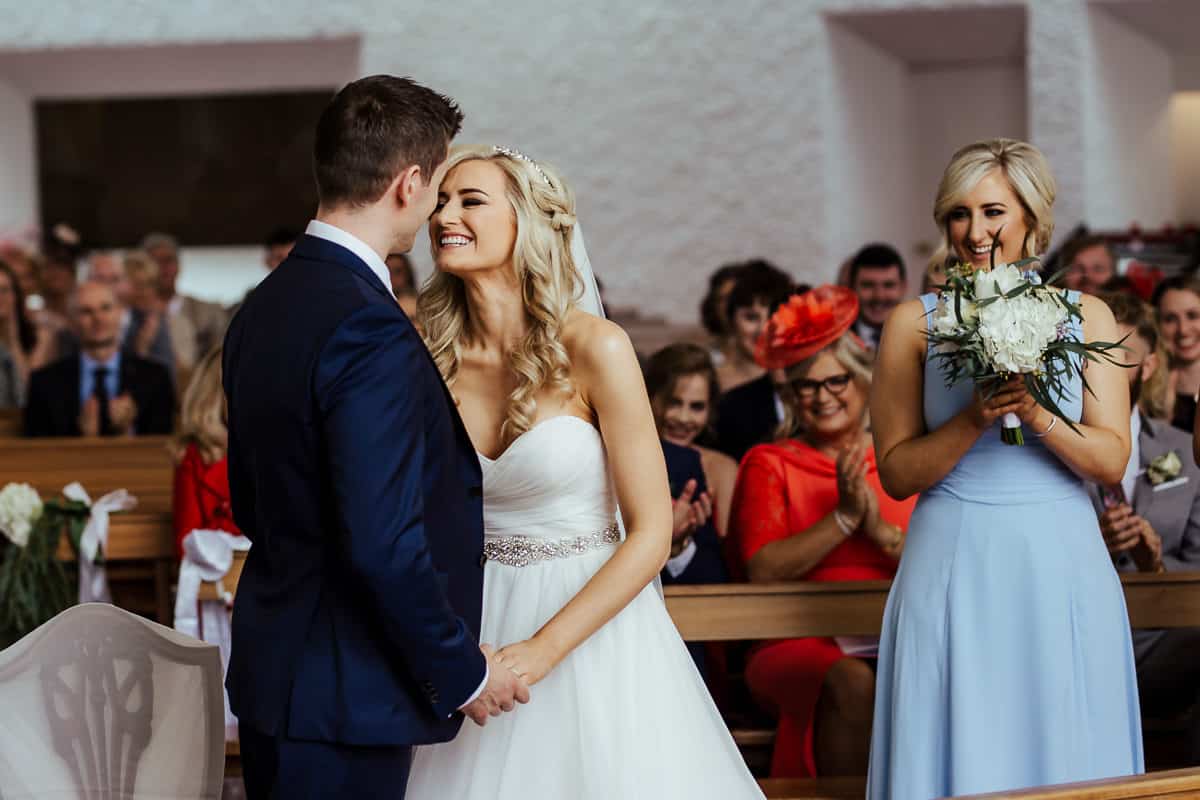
[[390, 164, 424, 210]]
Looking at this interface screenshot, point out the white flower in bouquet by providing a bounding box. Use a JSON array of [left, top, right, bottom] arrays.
[[0, 483, 44, 548], [973, 263, 1025, 300], [931, 295, 978, 338], [977, 293, 1068, 374]]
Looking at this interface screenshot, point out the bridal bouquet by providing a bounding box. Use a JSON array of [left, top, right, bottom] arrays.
[[927, 251, 1125, 445]]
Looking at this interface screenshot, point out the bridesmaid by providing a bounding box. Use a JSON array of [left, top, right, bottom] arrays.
[[868, 139, 1143, 798]]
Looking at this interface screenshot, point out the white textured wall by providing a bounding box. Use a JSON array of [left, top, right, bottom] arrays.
[[911, 64, 1028, 259], [0, 77, 36, 239], [824, 21, 921, 274], [0, 0, 1187, 318], [1171, 93, 1200, 225], [1084, 6, 1176, 229]]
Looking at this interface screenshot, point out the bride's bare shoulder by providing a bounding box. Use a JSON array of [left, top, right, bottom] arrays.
[[562, 310, 637, 378]]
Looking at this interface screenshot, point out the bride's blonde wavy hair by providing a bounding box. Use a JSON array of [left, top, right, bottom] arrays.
[[418, 145, 582, 445]]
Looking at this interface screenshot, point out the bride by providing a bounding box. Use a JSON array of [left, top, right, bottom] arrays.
[[404, 145, 764, 799]]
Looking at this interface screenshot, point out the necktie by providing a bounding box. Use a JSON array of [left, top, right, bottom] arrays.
[[93, 365, 113, 436]]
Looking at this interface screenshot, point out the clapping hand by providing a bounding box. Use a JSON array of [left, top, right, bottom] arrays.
[[671, 479, 712, 554], [1100, 504, 1163, 572], [835, 440, 870, 529], [110, 393, 138, 434], [461, 644, 531, 727]]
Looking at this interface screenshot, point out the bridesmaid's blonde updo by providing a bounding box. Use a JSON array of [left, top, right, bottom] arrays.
[[930, 138, 1056, 272], [419, 145, 583, 445]]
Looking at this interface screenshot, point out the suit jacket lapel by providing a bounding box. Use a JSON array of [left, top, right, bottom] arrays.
[[1134, 415, 1167, 516]]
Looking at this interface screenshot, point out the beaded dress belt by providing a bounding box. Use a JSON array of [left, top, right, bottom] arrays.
[[484, 522, 621, 567]]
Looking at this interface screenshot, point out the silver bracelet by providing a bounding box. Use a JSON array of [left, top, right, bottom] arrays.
[[832, 509, 855, 537], [1035, 415, 1057, 438]]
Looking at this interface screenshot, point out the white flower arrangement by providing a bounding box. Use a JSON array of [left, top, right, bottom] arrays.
[[928, 249, 1125, 445], [0, 483, 44, 549]]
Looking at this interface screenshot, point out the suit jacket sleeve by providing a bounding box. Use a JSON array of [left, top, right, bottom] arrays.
[[136, 361, 176, 434], [659, 441, 729, 586], [316, 305, 486, 719], [1163, 483, 1200, 571], [22, 369, 54, 437]]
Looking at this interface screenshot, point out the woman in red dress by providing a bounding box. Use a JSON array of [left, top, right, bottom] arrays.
[[729, 286, 916, 778], [170, 345, 240, 557]]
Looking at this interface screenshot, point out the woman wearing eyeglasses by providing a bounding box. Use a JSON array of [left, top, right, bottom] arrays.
[[728, 285, 916, 779]]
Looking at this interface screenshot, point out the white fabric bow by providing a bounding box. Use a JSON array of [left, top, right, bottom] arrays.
[[62, 482, 138, 604], [174, 529, 251, 740]]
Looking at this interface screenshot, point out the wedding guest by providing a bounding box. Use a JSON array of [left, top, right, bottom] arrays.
[[143, 231, 229, 358], [1062, 235, 1118, 295], [125, 250, 190, 381], [387, 253, 419, 318], [645, 343, 738, 538], [264, 227, 298, 273], [170, 346, 240, 558], [715, 267, 800, 461], [646, 347, 731, 671], [715, 260, 794, 393], [0, 260, 36, 409], [1153, 275, 1200, 432], [730, 286, 914, 778], [87, 252, 132, 305], [660, 437, 724, 678], [2, 247, 64, 369], [85, 252, 174, 376], [40, 225, 80, 319], [700, 262, 748, 367], [921, 259, 947, 295], [847, 244, 906, 351], [1093, 291, 1200, 765], [23, 281, 174, 437]]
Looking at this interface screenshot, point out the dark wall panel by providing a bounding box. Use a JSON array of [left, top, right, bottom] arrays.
[[37, 91, 331, 247]]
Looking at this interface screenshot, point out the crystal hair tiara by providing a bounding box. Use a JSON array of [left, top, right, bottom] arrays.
[[493, 145, 553, 186]]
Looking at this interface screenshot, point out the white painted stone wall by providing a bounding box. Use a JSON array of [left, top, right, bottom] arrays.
[[1084, 5, 1176, 230], [824, 21, 921, 276], [0, 77, 37, 239], [1171, 93, 1200, 226], [0, 0, 1188, 316]]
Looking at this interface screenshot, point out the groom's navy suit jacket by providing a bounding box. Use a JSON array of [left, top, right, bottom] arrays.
[[223, 233, 487, 747]]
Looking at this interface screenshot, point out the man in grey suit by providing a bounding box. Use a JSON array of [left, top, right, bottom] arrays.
[[1092, 292, 1200, 765]]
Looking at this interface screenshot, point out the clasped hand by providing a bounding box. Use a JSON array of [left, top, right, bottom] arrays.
[[461, 643, 532, 727], [1099, 504, 1163, 572], [968, 376, 1044, 432], [835, 440, 888, 547]]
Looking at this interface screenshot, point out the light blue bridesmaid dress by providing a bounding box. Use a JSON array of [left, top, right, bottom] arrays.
[[867, 292, 1144, 799]]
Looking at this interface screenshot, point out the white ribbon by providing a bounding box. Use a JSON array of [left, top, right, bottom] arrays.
[[174, 529, 251, 740], [62, 482, 138, 604]]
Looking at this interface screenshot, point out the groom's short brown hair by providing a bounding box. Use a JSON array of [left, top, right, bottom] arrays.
[[313, 75, 464, 208]]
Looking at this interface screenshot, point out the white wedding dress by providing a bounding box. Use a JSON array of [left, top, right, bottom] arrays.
[[406, 414, 764, 799]]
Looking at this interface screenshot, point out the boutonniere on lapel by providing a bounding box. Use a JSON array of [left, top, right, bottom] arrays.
[[1146, 451, 1184, 487]]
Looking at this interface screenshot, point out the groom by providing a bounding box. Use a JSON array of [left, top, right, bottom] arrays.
[[223, 76, 529, 799]]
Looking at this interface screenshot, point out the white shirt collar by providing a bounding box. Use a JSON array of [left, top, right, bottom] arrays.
[[305, 219, 392, 294]]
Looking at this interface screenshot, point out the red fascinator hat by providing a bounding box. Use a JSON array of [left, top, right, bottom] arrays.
[[754, 285, 860, 369]]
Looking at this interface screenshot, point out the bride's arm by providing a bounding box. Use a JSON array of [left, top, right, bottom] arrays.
[[496, 317, 672, 684]]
